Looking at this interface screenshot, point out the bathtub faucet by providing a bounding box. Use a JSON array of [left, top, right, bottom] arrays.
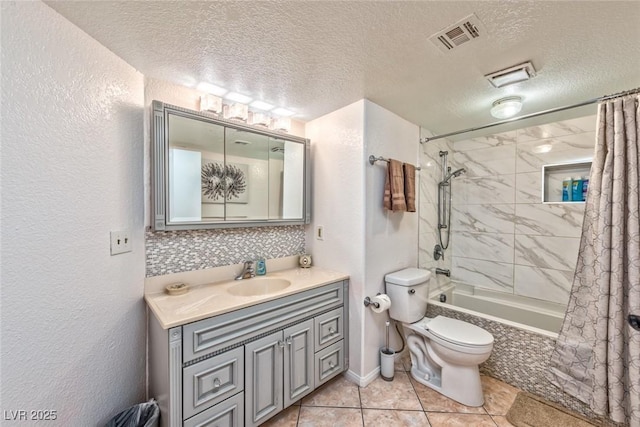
[[435, 268, 451, 277]]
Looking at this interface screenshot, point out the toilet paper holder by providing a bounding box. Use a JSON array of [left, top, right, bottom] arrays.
[[364, 294, 382, 309]]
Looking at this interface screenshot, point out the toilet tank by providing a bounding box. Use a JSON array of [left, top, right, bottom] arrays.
[[384, 268, 431, 324]]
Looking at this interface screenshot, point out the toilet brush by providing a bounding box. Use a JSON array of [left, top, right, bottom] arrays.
[[380, 321, 395, 381]]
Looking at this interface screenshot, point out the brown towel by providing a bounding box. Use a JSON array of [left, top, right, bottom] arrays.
[[383, 165, 392, 210], [384, 159, 406, 212], [404, 163, 416, 212]]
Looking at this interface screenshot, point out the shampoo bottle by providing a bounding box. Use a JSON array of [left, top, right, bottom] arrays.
[[572, 177, 583, 202], [581, 176, 589, 201], [562, 177, 573, 201]]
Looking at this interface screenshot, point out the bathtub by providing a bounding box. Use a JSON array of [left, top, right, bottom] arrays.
[[422, 282, 604, 421], [429, 282, 565, 337]]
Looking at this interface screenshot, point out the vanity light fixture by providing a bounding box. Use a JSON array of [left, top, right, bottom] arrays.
[[223, 103, 249, 121], [490, 96, 523, 119], [197, 82, 228, 97], [249, 111, 271, 127], [250, 100, 274, 111], [199, 94, 223, 113], [225, 92, 253, 104], [271, 117, 291, 133]]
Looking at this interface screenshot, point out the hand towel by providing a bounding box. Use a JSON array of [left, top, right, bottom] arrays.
[[384, 159, 406, 212], [403, 163, 416, 212]]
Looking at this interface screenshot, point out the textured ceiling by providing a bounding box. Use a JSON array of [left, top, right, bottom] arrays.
[[46, 1, 640, 136]]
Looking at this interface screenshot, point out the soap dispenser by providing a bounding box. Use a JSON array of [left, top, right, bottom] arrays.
[[255, 258, 267, 276]]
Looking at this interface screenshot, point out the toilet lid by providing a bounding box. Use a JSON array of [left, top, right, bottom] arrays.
[[426, 316, 494, 347]]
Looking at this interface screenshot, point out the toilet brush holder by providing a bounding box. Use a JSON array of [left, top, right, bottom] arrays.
[[380, 348, 395, 381]]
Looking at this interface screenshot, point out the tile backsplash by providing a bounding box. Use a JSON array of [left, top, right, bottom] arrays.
[[145, 226, 305, 277]]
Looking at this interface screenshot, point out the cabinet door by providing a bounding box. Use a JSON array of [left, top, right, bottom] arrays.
[[245, 331, 283, 427], [283, 319, 314, 407]]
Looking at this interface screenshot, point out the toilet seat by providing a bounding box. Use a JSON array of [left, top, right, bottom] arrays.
[[427, 316, 494, 347], [407, 316, 494, 353]]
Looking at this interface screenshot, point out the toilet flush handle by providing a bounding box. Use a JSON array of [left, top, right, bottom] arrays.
[[408, 289, 416, 295]]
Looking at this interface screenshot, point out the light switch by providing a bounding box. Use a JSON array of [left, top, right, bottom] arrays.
[[110, 230, 132, 255]]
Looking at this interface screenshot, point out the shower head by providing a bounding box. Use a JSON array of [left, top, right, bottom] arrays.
[[451, 168, 466, 178], [442, 167, 466, 183]]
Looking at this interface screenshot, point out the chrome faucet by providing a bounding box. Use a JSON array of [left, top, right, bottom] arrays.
[[235, 261, 255, 280], [435, 268, 451, 277]]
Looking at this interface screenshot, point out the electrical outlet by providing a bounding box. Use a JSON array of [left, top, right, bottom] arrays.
[[316, 225, 324, 240], [110, 230, 132, 255]]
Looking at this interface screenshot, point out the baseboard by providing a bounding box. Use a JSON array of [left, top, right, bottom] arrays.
[[343, 367, 380, 387]]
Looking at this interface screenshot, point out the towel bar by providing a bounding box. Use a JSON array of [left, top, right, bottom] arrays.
[[369, 155, 421, 170]]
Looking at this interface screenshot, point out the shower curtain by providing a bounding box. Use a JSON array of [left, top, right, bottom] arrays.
[[548, 93, 639, 426]]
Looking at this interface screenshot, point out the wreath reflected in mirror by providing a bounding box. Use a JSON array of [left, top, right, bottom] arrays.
[[201, 160, 248, 203]]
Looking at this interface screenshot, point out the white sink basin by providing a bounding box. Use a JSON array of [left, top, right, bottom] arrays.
[[227, 278, 292, 297]]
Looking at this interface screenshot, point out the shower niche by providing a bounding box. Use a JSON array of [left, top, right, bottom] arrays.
[[542, 161, 592, 203]]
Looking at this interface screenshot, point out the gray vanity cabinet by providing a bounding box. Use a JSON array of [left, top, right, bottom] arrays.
[[148, 280, 349, 427]]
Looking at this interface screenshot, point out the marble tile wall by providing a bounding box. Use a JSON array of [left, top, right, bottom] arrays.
[[447, 115, 596, 305], [418, 129, 453, 291]]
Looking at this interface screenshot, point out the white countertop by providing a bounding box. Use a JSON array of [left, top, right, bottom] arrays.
[[145, 266, 349, 329]]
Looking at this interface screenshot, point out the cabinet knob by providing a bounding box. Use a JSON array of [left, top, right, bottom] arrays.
[[329, 361, 335, 369], [278, 340, 285, 348], [285, 337, 292, 346], [212, 378, 221, 390], [328, 327, 336, 335]]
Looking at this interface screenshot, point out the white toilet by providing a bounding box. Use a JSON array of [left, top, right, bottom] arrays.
[[385, 268, 494, 407]]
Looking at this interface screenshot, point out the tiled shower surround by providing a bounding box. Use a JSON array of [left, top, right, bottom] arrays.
[[447, 115, 597, 306], [145, 225, 305, 277], [426, 304, 621, 426]]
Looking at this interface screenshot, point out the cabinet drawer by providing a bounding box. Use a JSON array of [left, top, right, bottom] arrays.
[[183, 347, 244, 420], [314, 307, 343, 351], [184, 281, 344, 362], [183, 392, 244, 427], [314, 340, 344, 387]]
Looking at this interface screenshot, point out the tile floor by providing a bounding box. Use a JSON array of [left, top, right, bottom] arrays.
[[262, 354, 520, 426]]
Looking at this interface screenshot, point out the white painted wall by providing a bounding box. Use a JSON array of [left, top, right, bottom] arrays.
[[305, 100, 367, 380], [1, 2, 146, 425], [305, 99, 420, 384], [362, 101, 419, 376]]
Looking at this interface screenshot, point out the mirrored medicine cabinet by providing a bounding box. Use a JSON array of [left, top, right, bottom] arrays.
[[151, 101, 310, 230]]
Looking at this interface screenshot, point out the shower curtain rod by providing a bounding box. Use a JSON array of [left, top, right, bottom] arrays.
[[420, 87, 640, 144]]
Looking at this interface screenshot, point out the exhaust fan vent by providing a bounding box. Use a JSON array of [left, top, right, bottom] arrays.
[[429, 13, 485, 53], [485, 62, 537, 88]]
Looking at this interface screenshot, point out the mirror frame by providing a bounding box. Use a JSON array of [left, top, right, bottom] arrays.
[[151, 100, 311, 230]]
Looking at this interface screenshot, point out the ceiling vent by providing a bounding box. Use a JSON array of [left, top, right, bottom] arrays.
[[485, 62, 537, 88], [429, 14, 485, 53]]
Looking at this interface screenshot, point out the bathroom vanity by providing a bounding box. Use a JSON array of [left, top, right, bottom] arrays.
[[146, 267, 349, 427]]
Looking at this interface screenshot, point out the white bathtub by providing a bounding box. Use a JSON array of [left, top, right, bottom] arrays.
[[428, 282, 565, 337]]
